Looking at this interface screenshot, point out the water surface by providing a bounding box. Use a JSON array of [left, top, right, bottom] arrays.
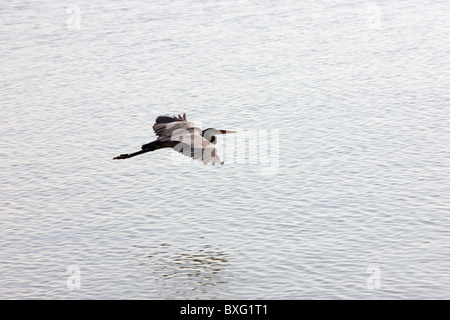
[[1, 0, 449, 299]]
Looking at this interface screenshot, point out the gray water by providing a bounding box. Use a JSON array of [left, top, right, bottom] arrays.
[[1, 0, 449, 299]]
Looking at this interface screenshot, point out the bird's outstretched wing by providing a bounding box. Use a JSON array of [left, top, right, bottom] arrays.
[[152, 113, 197, 139]]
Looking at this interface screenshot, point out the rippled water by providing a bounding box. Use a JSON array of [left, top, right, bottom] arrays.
[[1, 0, 449, 299]]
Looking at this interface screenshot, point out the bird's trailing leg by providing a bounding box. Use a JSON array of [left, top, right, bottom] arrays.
[[113, 140, 168, 160], [113, 149, 148, 159]]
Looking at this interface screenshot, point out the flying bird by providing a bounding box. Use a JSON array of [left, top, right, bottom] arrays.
[[113, 113, 237, 165]]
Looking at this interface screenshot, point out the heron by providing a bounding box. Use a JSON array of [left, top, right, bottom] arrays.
[[113, 113, 237, 165]]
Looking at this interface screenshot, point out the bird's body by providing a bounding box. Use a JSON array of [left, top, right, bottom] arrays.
[[113, 113, 236, 165]]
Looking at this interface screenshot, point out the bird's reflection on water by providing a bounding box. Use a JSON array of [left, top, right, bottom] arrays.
[[138, 243, 232, 299]]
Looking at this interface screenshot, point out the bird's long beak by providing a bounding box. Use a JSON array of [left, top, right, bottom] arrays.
[[220, 130, 238, 134]]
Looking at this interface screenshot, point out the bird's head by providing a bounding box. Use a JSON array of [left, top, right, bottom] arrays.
[[202, 128, 237, 144]]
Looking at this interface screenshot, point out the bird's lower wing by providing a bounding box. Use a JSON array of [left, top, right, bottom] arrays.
[[173, 142, 223, 165]]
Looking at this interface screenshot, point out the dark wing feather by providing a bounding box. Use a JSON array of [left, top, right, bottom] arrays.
[[153, 113, 194, 138], [154, 113, 187, 124]]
